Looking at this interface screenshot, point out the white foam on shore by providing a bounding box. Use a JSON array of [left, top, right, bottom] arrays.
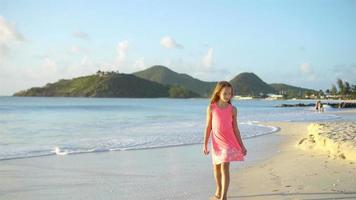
[[51, 147, 69, 155], [0, 122, 280, 161], [240, 121, 280, 139]]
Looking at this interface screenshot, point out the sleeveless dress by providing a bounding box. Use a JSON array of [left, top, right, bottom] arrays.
[[211, 102, 245, 165]]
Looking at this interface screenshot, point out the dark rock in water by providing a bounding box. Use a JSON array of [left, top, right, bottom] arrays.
[[332, 102, 356, 108], [276, 102, 356, 108], [276, 103, 314, 107]]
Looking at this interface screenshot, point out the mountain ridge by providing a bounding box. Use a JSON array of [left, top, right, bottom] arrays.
[[14, 65, 317, 98]]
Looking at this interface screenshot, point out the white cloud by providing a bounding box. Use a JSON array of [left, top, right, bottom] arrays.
[[72, 31, 89, 40], [42, 58, 58, 73], [116, 41, 129, 65], [0, 16, 25, 63], [300, 63, 312, 74], [160, 36, 183, 49], [299, 63, 316, 81], [0, 16, 25, 43], [201, 48, 214, 68]]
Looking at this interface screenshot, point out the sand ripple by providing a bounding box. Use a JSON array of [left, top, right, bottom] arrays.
[[298, 122, 356, 161]]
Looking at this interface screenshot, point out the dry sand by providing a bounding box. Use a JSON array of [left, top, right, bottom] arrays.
[[299, 122, 356, 161], [228, 121, 356, 200]]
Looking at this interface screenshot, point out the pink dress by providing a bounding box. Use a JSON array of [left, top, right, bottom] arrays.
[[210, 102, 245, 165]]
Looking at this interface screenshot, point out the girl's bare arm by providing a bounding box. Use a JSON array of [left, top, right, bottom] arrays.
[[232, 106, 246, 149], [204, 105, 212, 147]]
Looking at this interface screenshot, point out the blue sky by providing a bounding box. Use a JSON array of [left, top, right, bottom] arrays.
[[0, 0, 355, 95]]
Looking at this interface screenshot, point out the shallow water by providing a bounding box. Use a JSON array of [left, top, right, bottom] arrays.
[[0, 97, 342, 161]]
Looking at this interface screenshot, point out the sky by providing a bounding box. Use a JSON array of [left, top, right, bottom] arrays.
[[0, 0, 355, 95]]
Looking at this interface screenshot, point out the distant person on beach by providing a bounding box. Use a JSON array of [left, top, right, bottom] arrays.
[[203, 81, 247, 200], [315, 100, 324, 112]]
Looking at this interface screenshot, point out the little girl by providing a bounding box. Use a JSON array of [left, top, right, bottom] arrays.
[[203, 81, 247, 200]]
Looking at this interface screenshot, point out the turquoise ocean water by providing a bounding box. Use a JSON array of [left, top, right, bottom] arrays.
[[0, 97, 343, 161]]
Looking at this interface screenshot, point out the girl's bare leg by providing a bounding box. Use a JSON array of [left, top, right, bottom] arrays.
[[213, 164, 222, 199], [220, 162, 230, 200]]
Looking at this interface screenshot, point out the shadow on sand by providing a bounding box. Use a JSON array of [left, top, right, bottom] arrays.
[[229, 191, 356, 200]]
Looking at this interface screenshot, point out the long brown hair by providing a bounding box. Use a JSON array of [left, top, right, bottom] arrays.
[[210, 81, 234, 104]]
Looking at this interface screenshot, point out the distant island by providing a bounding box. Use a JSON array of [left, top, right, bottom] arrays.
[[13, 65, 355, 99], [13, 70, 199, 98]]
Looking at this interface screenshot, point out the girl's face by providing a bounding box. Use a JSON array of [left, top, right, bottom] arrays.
[[219, 86, 232, 103]]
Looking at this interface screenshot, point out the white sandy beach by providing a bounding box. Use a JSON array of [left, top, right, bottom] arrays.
[[229, 114, 356, 199], [299, 122, 356, 161]]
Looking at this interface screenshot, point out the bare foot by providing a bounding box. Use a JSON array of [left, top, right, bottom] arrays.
[[214, 190, 221, 199], [219, 195, 227, 200], [209, 194, 220, 200], [209, 196, 218, 200]]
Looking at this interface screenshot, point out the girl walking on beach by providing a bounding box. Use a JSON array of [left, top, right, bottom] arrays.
[[203, 81, 247, 200]]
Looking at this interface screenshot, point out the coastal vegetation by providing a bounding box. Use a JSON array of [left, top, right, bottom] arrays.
[[14, 72, 199, 98], [324, 79, 356, 100], [13, 65, 354, 99]]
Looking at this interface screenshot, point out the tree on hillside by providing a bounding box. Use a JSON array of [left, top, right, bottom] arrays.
[[337, 79, 344, 95], [305, 91, 312, 98], [329, 79, 355, 99], [352, 84, 356, 98], [331, 84, 337, 95], [352, 84, 356, 93], [318, 90, 324, 98], [168, 85, 199, 98], [344, 81, 351, 96]]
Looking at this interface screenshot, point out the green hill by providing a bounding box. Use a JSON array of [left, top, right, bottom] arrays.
[[13, 65, 318, 99], [13, 72, 200, 98], [132, 65, 216, 97], [229, 72, 276, 96], [269, 83, 317, 98]]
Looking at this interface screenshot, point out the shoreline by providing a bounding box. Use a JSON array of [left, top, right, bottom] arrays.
[[0, 125, 285, 200], [228, 110, 356, 199], [1, 107, 355, 199], [0, 121, 281, 162]]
